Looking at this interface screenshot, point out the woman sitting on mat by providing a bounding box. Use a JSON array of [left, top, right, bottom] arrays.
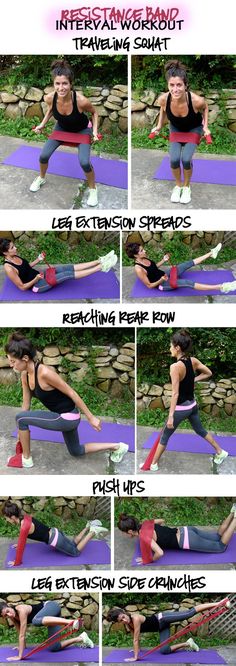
[[117, 507, 236, 565], [142, 329, 228, 472], [0, 238, 117, 294], [5, 332, 128, 469], [0, 599, 94, 661], [30, 59, 99, 207], [126, 242, 236, 294], [151, 59, 210, 204], [2, 499, 108, 567], [107, 598, 230, 661]]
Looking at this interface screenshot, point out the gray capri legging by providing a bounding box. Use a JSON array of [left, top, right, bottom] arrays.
[[36, 264, 75, 293], [169, 123, 203, 170], [160, 400, 207, 446], [39, 123, 93, 173], [157, 607, 197, 654], [179, 526, 227, 553], [162, 259, 195, 290], [31, 600, 62, 651], [16, 408, 85, 457], [49, 528, 79, 557]]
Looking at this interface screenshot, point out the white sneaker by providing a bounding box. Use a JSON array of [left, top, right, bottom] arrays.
[[101, 254, 118, 272], [110, 442, 129, 463], [87, 187, 98, 207], [230, 504, 236, 514], [30, 176, 46, 192], [170, 185, 182, 203], [213, 449, 228, 465], [221, 280, 236, 293], [99, 251, 115, 262], [79, 632, 94, 649], [180, 186, 191, 204], [22, 456, 34, 468], [90, 525, 108, 536], [186, 638, 199, 652], [86, 519, 102, 529], [150, 463, 159, 472], [211, 243, 222, 259]]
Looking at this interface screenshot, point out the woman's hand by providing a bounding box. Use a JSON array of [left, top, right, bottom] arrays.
[[161, 274, 169, 282], [35, 273, 44, 282], [124, 658, 138, 662], [93, 132, 99, 141], [135, 557, 143, 565], [32, 124, 44, 134], [203, 126, 210, 136], [167, 416, 174, 429], [7, 656, 22, 661], [7, 561, 15, 567], [151, 126, 160, 134], [163, 254, 170, 262], [37, 252, 46, 261], [88, 415, 101, 431]]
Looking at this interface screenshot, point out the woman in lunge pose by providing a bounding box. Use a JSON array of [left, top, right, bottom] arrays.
[[30, 59, 99, 206], [142, 329, 229, 472], [0, 600, 94, 660], [5, 332, 128, 469], [0, 238, 117, 293], [126, 242, 236, 294], [117, 505, 236, 564], [107, 598, 230, 660], [151, 59, 210, 204], [2, 499, 108, 567]]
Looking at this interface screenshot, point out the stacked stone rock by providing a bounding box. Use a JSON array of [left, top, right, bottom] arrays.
[[0, 343, 135, 397], [0, 229, 119, 245], [131, 88, 236, 134], [0, 84, 128, 133], [0, 593, 99, 631], [137, 378, 236, 417], [0, 496, 109, 520], [123, 230, 226, 253]]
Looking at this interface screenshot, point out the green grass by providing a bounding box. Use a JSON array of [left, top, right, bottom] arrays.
[[114, 496, 233, 527], [103, 630, 232, 648], [137, 408, 236, 433], [123, 234, 236, 267]]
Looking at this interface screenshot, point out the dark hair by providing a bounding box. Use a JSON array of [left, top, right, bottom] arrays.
[[118, 514, 141, 533], [0, 602, 19, 622], [5, 332, 37, 360], [0, 238, 12, 256], [125, 243, 141, 259], [51, 59, 73, 84], [107, 608, 132, 623], [171, 328, 192, 353], [164, 59, 188, 89], [0, 602, 8, 616], [2, 500, 23, 520]]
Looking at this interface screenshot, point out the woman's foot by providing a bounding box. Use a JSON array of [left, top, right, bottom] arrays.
[[110, 442, 129, 463], [99, 250, 115, 262], [180, 186, 191, 204], [171, 185, 182, 203], [101, 254, 118, 272], [90, 525, 108, 536], [79, 632, 94, 648], [215, 597, 230, 609], [186, 638, 199, 652], [213, 449, 228, 465], [230, 503, 236, 514], [221, 281, 236, 293], [86, 519, 102, 529], [7, 453, 34, 468], [87, 187, 98, 207], [30, 176, 46, 192], [150, 462, 159, 472], [210, 243, 222, 259]]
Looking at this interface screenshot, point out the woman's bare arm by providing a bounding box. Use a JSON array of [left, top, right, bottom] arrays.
[[77, 93, 98, 138], [135, 265, 168, 289], [192, 356, 212, 382], [4, 265, 41, 291], [39, 365, 101, 429]]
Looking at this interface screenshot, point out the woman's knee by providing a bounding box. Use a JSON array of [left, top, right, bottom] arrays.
[[182, 159, 192, 170], [49, 643, 61, 652], [170, 159, 181, 169], [160, 646, 171, 655], [39, 153, 49, 165], [79, 156, 93, 173], [15, 412, 29, 431]]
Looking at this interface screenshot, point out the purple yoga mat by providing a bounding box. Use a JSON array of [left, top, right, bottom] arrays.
[[153, 156, 236, 186], [0, 645, 99, 662], [12, 420, 135, 453], [0, 272, 120, 301], [131, 533, 236, 566], [5, 539, 110, 568], [104, 648, 225, 664], [142, 431, 236, 456], [131, 270, 236, 298], [3, 145, 127, 189]]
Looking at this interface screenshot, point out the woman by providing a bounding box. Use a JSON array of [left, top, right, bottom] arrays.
[[126, 242, 236, 294], [151, 60, 210, 204], [0, 600, 94, 661], [2, 499, 108, 567], [107, 598, 230, 661], [118, 507, 236, 564], [141, 329, 229, 472], [0, 239, 117, 294], [5, 332, 128, 469], [30, 59, 99, 207]]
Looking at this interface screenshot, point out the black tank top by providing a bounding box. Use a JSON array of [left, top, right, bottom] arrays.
[[166, 91, 203, 131], [4, 257, 38, 284], [135, 260, 165, 284], [30, 362, 75, 413], [27, 517, 50, 544], [140, 614, 160, 633], [27, 602, 44, 624], [154, 524, 179, 550], [177, 357, 195, 405], [52, 90, 89, 132]]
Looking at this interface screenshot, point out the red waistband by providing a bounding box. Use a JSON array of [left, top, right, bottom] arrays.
[[170, 131, 201, 144]]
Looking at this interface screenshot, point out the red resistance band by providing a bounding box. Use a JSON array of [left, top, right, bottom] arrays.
[[24, 619, 84, 659], [170, 131, 201, 144], [169, 266, 178, 289], [48, 130, 92, 146], [142, 604, 229, 659], [14, 515, 32, 566], [139, 520, 155, 564], [140, 432, 162, 471]]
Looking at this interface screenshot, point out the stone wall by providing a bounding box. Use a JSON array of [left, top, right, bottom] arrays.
[[0, 593, 99, 631], [0, 342, 135, 397], [123, 230, 226, 252], [0, 496, 110, 521], [0, 83, 128, 133], [137, 378, 236, 418], [0, 230, 119, 246], [132, 88, 236, 134]]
